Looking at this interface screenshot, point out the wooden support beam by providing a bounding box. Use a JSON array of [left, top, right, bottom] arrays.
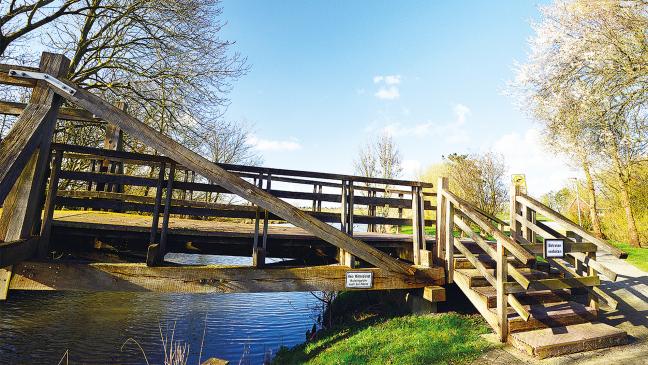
[[445, 197, 454, 283], [496, 239, 508, 342], [148, 162, 166, 245], [0, 100, 101, 123], [8, 262, 445, 293], [0, 53, 70, 300], [38, 149, 63, 257], [436, 177, 448, 265]]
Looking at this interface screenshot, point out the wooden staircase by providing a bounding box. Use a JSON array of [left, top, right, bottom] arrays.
[[437, 180, 628, 359]]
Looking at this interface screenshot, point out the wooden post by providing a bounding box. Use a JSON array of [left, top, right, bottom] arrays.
[[38, 149, 63, 257], [312, 184, 317, 211], [509, 182, 522, 243], [411, 186, 422, 265], [317, 184, 322, 212], [252, 174, 263, 267], [496, 238, 508, 342], [397, 192, 404, 234], [0, 52, 70, 300], [445, 196, 454, 283], [260, 174, 271, 267], [98, 102, 126, 192], [344, 181, 356, 267], [147, 163, 174, 266], [149, 162, 166, 246], [436, 177, 448, 265]]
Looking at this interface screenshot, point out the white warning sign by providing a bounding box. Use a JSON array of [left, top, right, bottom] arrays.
[[545, 239, 565, 258], [345, 271, 373, 289]]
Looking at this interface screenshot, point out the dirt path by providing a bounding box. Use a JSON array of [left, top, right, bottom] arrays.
[[473, 250, 648, 365]]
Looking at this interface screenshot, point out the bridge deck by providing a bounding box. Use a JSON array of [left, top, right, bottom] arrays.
[[50, 210, 433, 261]]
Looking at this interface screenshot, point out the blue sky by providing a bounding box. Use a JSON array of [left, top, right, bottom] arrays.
[[220, 0, 573, 194]]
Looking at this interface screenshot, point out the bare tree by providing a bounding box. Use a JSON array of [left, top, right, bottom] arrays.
[[444, 152, 508, 217], [0, 0, 91, 57]]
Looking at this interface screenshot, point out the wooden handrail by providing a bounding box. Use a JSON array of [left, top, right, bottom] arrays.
[[442, 189, 535, 265], [454, 215, 530, 289], [51, 143, 433, 188], [516, 194, 627, 259]]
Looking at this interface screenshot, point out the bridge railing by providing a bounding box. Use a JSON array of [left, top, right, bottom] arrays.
[[41, 142, 437, 266], [510, 183, 622, 310], [436, 176, 535, 342]]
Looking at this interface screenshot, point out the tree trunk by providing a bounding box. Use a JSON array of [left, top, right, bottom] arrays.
[[581, 160, 605, 239], [610, 151, 642, 247]]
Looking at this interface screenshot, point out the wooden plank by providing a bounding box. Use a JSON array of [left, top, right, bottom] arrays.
[[496, 239, 508, 342], [412, 186, 422, 265], [445, 198, 454, 283], [0, 53, 70, 299], [0, 100, 101, 122], [517, 194, 627, 258], [504, 276, 600, 294], [38, 150, 63, 257], [0, 64, 39, 87], [149, 162, 166, 245], [453, 238, 496, 286], [0, 104, 51, 203], [436, 177, 448, 264], [8, 262, 444, 293], [548, 257, 618, 310], [507, 294, 531, 322], [443, 189, 535, 265], [568, 252, 617, 282]]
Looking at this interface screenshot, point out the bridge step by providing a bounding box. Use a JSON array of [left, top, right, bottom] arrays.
[[472, 287, 585, 308], [509, 322, 627, 359], [455, 268, 556, 288], [491, 300, 598, 333]]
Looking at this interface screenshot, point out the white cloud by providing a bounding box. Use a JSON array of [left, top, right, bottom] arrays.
[[402, 159, 422, 179], [490, 128, 576, 195], [377, 103, 471, 145], [373, 74, 402, 100], [246, 135, 302, 152], [374, 86, 400, 100]]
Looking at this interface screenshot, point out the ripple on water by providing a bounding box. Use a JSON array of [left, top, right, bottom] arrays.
[[0, 255, 320, 364]]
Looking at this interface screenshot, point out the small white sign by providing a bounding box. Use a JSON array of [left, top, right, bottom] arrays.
[[545, 239, 565, 258], [345, 271, 373, 289]]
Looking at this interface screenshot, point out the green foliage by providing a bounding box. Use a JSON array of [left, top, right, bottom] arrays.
[[273, 312, 491, 365]]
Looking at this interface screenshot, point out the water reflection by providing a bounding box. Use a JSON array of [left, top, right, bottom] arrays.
[[0, 255, 319, 364]]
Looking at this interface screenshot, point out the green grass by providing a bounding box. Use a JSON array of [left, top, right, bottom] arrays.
[[272, 292, 491, 365], [610, 240, 648, 272]]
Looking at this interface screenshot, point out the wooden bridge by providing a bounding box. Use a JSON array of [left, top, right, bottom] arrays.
[[0, 53, 633, 358]]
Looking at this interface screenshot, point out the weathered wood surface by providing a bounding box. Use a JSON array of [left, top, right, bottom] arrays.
[[0, 63, 39, 87], [50, 211, 434, 243], [516, 194, 627, 259], [0, 100, 101, 123], [54, 194, 435, 227], [0, 53, 70, 299], [8, 262, 444, 293]]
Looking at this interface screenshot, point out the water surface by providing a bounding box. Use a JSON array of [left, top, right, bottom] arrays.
[[0, 254, 320, 364]]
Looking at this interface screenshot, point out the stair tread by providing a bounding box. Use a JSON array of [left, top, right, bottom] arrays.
[[509, 322, 627, 359], [472, 286, 570, 298], [455, 268, 552, 279], [489, 300, 596, 320]]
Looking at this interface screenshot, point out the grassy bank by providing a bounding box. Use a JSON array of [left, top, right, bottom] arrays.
[[272, 292, 491, 365], [610, 241, 648, 272]]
